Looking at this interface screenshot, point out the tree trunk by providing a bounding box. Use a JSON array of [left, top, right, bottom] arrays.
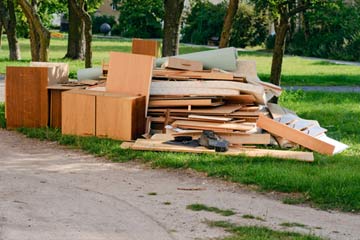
[[219, 0, 239, 48], [69, 0, 92, 67], [270, 16, 289, 87], [0, 0, 21, 59], [18, 0, 50, 62], [162, 0, 185, 57], [6, 0, 21, 60], [0, 19, 2, 48], [64, 0, 85, 59]]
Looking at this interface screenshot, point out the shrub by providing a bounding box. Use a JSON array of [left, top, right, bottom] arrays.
[[287, 0, 360, 61], [229, 3, 269, 48], [181, 0, 227, 45], [265, 34, 276, 50], [92, 15, 116, 34], [114, 0, 164, 38]]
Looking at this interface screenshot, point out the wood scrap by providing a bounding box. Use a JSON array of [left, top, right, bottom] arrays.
[[163, 57, 203, 71]]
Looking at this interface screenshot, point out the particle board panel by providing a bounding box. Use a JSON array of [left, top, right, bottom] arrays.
[[49, 89, 63, 128], [30, 61, 69, 84], [96, 94, 146, 141], [150, 80, 265, 104], [149, 98, 223, 107], [61, 90, 98, 136], [257, 114, 335, 155], [164, 57, 203, 71], [125, 139, 314, 162], [132, 38, 160, 57], [148, 104, 242, 115], [151, 87, 239, 96], [172, 120, 255, 131], [153, 69, 234, 80], [224, 95, 256, 104], [6, 66, 49, 128], [106, 52, 154, 115]]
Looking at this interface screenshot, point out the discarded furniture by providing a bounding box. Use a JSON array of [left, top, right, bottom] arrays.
[[30, 62, 69, 84], [132, 38, 160, 57], [6, 66, 49, 128]]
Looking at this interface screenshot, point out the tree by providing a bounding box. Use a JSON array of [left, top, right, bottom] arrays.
[[65, 0, 85, 60], [0, 0, 21, 60], [68, 0, 93, 68], [219, 0, 239, 48], [253, 0, 325, 88], [18, 0, 50, 61], [162, 0, 185, 56]]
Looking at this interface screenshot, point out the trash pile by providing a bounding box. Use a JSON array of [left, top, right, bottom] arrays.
[[5, 39, 348, 163]]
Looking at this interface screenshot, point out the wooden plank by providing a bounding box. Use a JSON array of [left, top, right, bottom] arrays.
[[224, 95, 256, 104], [6, 66, 48, 128], [172, 120, 255, 131], [49, 89, 65, 128], [267, 103, 296, 119], [257, 114, 335, 155], [164, 57, 203, 71], [106, 52, 154, 115], [132, 38, 159, 57], [61, 90, 97, 136], [230, 111, 260, 117], [151, 87, 239, 96], [149, 98, 223, 107], [148, 104, 242, 115], [125, 139, 314, 162], [150, 80, 265, 104], [96, 94, 146, 141], [153, 69, 234, 80], [188, 114, 232, 122]]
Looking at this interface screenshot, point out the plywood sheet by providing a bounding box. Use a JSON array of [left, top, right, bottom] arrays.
[[257, 114, 335, 155], [106, 52, 154, 115], [6, 66, 48, 128], [132, 38, 159, 57], [172, 120, 255, 131], [125, 139, 314, 162], [148, 104, 242, 115]]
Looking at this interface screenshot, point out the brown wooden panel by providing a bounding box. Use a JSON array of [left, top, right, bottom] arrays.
[[6, 66, 48, 128], [132, 38, 159, 57], [96, 94, 146, 141], [106, 52, 154, 115], [61, 90, 97, 136]]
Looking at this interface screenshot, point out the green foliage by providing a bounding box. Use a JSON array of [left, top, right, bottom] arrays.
[[287, 0, 360, 61], [114, 0, 164, 38], [265, 34, 275, 50], [181, 0, 227, 45], [229, 3, 269, 48], [91, 15, 116, 34], [0, 103, 6, 129]]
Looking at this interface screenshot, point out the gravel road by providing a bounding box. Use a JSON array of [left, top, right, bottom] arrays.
[[0, 129, 359, 240]]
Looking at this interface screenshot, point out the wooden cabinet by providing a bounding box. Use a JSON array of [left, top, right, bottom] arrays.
[[62, 90, 146, 140], [6, 66, 48, 128]]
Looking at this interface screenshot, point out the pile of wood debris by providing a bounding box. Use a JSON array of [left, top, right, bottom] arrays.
[[122, 48, 348, 162]]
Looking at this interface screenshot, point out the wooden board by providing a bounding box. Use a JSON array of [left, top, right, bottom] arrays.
[[61, 90, 98, 136], [150, 87, 239, 96], [150, 80, 265, 104], [224, 95, 256, 104], [149, 98, 223, 107], [148, 104, 242, 115], [164, 57, 203, 71], [6, 66, 49, 128], [172, 120, 255, 131], [257, 114, 335, 155], [188, 115, 232, 122], [106, 52, 154, 115], [96, 94, 146, 141], [124, 139, 314, 162], [132, 38, 160, 57], [153, 69, 234, 80]]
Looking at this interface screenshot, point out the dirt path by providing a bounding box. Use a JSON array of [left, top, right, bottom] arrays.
[[0, 129, 359, 240]]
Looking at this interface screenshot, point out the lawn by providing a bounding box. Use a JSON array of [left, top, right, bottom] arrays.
[[0, 36, 359, 86], [1, 91, 359, 212]]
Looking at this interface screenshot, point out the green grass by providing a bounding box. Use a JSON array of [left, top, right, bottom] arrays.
[[1, 36, 359, 85], [280, 222, 308, 229], [238, 50, 360, 86], [0, 91, 359, 212], [186, 203, 236, 216], [206, 220, 323, 240], [242, 214, 266, 222]]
